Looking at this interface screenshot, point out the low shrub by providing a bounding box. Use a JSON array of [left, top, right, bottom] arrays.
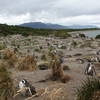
[[76, 78, 100, 100], [95, 35, 100, 39]]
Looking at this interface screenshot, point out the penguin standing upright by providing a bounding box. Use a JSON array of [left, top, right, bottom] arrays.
[[85, 63, 96, 76]]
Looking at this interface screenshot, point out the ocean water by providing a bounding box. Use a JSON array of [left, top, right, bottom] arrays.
[[82, 30, 100, 38]]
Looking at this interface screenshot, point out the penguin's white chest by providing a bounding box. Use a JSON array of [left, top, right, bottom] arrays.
[[19, 81, 25, 89], [88, 66, 92, 73]]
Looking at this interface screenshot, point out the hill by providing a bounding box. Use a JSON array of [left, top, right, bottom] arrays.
[[19, 22, 98, 29]]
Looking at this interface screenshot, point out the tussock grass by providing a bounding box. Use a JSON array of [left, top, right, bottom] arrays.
[[76, 78, 100, 100], [0, 64, 15, 100], [3, 49, 15, 59], [3, 49, 18, 68], [17, 55, 37, 71]]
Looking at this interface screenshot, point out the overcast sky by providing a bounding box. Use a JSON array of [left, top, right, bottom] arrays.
[[0, 0, 100, 26]]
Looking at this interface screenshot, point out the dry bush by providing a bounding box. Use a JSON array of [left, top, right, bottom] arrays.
[[2, 49, 18, 68], [25, 86, 68, 100], [17, 55, 37, 71], [51, 59, 63, 80], [40, 84, 69, 100], [51, 58, 71, 83], [0, 64, 15, 100], [3, 49, 15, 59]]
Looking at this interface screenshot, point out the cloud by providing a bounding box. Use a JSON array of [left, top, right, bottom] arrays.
[[0, 13, 31, 25], [0, 0, 100, 25]]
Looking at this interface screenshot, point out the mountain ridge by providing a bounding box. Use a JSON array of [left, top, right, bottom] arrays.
[[19, 22, 98, 29]]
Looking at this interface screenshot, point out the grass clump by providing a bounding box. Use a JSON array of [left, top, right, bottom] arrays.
[[0, 64, 15, 100], [17, 55, 37, 71], [76, 78, 100, 100], [3, 49, 18, 68]]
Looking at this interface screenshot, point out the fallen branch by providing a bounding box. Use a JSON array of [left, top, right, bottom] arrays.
[[25, 87, 48, 100], [13, 87, 30, 98]]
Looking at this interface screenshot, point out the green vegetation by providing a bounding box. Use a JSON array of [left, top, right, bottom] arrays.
[[95, 35, 100, 39], [0, 24, 70, 37], [79, 33, 86, 38], [0, 24, 99, 37], [76, 78, 100, 100]]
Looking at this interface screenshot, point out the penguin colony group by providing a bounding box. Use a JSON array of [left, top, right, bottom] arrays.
[[16, 50, 100, 97]]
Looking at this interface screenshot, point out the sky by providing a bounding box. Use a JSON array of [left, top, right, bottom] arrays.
[[0, 0, 100, 26]]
